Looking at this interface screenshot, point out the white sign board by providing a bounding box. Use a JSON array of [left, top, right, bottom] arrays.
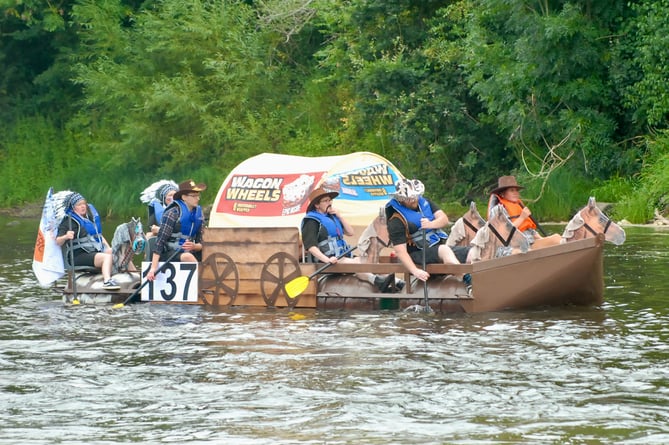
[[140, 261, 199, 303]]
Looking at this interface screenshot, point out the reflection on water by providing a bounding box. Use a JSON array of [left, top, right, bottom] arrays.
[[2, 219, 669, 444]]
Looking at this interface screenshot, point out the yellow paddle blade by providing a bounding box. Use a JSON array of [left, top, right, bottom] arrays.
[[285, 276, 310, 299], [112, 303, 124, 309], [72, 299, 80, 305]]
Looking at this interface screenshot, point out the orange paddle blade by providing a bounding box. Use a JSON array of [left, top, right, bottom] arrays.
[[285, 276, 310, 299]]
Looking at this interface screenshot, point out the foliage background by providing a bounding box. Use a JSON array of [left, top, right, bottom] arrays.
[[1, 0, 668, 222]]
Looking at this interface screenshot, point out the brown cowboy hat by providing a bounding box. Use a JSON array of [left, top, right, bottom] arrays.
[[174, 179, 207, 200], [490, 175, 524, 195], [307, 187, 339, 211]]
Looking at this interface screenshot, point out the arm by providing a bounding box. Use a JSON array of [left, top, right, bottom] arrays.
[[101, 235, 112, 253], [329, 207, 354, 236], [307, 245, 336, 264], [146, 209, 178, 281], [56, 217, 75, 246], [421, 209, 449, 230], [182, 219, 204, 254], [388, 215, 430, 281]]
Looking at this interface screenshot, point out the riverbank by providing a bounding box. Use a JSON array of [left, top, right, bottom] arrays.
[[0, 202, 44, 218]]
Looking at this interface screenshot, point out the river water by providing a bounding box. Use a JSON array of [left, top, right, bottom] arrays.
[[1, 217, 668, 444]]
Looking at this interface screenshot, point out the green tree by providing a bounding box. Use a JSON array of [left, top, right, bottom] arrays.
[[313, 0, 507, 201], [460, 1, 643, 190]]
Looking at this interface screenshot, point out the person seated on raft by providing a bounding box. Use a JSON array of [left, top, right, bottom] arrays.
[[140, 180, 178, 236], [488, 175, 562, 249], [145, 179, 206, 282], [300, 187, 397, 293], [55, 191, 120, 290], [385, 178, 472, 294]]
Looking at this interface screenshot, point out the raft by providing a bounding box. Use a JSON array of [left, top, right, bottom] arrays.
[[59, 152, 607, 312]]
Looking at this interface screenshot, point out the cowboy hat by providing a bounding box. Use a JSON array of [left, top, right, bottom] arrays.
[[174, 179, 207, 200], [307, 187, 339, 211], [490, 176, 524, 195]]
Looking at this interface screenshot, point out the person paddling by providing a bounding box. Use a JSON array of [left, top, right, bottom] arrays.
[[145, 179, 207, 282], [385, 178, 472, 295], [55, 192, 119, 290]]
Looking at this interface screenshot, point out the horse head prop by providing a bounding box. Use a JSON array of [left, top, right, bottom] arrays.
[[562, 197, 626, 245], [447, 201, 486, 248], [467, 204, 531, 262], [111, 217, 147, 273], [357, 208, 391, 263]]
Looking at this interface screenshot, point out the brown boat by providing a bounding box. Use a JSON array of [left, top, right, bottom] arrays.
[[58, 153, 621, 312], [198, 225, 606, 313]]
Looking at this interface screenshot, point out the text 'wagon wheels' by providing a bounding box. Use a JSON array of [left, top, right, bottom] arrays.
[[260, 252, 301, 308], [199, 252, 239, 306]]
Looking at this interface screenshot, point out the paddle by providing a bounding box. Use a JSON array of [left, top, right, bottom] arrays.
[[519, 201, 548, 237], [68, 216, 79, 305], [421, 228, 430, 313], [417, 206, 432, 313], [112, 248, 182, 309], [286, 246, 357, 299], [529, 215, 547, 237]]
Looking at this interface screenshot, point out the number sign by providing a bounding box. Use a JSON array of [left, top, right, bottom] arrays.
[[140, 261, 199, 303]]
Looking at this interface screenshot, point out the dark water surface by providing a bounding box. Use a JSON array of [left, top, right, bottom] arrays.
[[1, 218, 668, 444]]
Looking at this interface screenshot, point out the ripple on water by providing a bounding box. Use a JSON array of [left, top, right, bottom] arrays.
[[2, 227, 669, 443]]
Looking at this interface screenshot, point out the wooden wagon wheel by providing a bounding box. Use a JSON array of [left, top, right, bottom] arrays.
[[260, 252, 301, 308], [199, 252, 239, 306]]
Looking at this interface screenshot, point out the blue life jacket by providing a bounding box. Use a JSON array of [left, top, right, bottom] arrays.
[[148, 199, 166, 225], [385, 197, 448, 248], [167, 200, 204, 250], [301, 211, 350, 258], [66, 203, 104, 253]]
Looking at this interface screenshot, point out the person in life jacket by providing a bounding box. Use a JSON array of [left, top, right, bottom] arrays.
[[487, 176, 562, 249], [56, 192, 119, 290], [146, 179, 207, 282], [385, 178, 471, 294], [140, 180, 178, 236], [301, 187, 397, 293]]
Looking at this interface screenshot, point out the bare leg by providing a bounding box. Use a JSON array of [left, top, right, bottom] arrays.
[[532, 234, 562, 249], [437, 245, 460, 265], [94, 252, 114, 282], [180, 252, 198, 262]]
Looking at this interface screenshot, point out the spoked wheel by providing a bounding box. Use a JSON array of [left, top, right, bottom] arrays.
[[260, 252, 301, 308], [199, 253, 239, 306]]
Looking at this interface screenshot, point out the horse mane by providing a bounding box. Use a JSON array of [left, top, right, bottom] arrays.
[[447, 201, 485, 248], [446, 218, 467, 247], [357, 210, 390, 262], [468, 220, 493, 263], [561, 212, 585, 242]]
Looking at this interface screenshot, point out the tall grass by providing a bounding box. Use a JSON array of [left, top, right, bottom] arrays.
[[609, 132, 669, 223]]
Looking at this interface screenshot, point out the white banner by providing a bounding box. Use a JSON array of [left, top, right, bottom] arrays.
[[32, 187, 65, 287]]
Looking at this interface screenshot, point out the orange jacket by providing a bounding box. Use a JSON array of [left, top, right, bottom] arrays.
[[492, 195, 537, 232]]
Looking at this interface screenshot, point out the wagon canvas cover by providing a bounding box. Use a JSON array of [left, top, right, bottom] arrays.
[[209, 152, 404, 228]]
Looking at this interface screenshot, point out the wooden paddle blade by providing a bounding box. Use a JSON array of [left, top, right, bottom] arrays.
[[285, 276, 310, 299]]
